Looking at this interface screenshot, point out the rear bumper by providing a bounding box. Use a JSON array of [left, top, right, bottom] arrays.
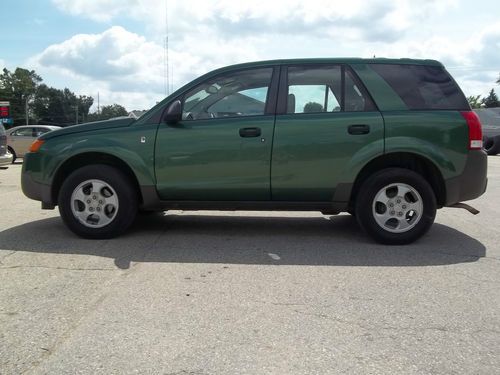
[[445, 150, 488, 205], [0, 152, 13, 166]]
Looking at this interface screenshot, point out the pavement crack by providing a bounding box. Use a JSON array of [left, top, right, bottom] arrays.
[[292, 309, 500, 337], [454, 272, 500, 285], [0, 250, 17, 264]]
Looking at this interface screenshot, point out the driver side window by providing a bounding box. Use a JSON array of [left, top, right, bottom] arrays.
[[182, 68, 273, 121]]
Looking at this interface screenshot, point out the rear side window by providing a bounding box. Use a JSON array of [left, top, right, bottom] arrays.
[[286, 65, 376, 114], [36, 127, 51, 136], [370, 64, 469, 110], [12, 128, 33, 136]]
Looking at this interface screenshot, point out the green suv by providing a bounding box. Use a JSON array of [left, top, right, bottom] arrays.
[[21, 58, 487, 244]]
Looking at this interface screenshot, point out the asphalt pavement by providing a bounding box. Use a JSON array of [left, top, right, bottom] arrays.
[[1, 159, 499, 374]]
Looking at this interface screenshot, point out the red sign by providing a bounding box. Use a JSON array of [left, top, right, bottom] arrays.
[[0, 106, 9, 118]]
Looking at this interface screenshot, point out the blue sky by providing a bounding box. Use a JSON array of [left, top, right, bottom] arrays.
[[1, 0, 499, 111]]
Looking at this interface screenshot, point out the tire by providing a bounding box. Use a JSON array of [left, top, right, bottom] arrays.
[[484, 135, 500, 155], [58, 165, 138, 239], [8, 147, 16, 163], [355, 168, 436, 245]]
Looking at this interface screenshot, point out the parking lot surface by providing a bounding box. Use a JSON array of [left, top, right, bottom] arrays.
[[1, 159, 499, 374]]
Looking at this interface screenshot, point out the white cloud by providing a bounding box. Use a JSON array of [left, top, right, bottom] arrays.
[[32, 26, 261, 110], [51, 0, 139, 22], [37, 0, 500, 108], [52, 0, 456, 42]]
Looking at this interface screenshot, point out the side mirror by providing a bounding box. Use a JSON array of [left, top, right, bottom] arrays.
[[164, 100, 182, 124]]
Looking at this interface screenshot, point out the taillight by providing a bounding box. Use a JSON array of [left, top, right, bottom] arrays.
[[460, 111, 483, 150]]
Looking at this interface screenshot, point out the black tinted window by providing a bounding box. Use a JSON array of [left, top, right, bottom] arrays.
[[370, 64, 469, 110]]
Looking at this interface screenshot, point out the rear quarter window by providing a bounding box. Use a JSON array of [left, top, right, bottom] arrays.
[[369, 64, 469, 110]]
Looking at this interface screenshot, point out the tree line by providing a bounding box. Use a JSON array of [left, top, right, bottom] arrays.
[[0, 67, 128, 127], [467, 75, 500, 109]]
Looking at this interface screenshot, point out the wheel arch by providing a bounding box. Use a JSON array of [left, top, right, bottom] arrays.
[[349, 152, 446, 208], [51, 152, 143, 205]]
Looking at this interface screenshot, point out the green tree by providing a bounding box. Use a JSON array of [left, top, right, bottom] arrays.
[[482, 89, 499, 108], [303, 102, 323, 113], [87, 104, 128, 122], [77, 95, 94, 123], [0, 68, 42, 125], [467, 95, 483, 109], [33, 85, 94, 125]]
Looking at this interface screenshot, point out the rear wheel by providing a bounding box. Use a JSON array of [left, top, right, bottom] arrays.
[[58, 165, 138, 239], [355, 168, 436, 245]]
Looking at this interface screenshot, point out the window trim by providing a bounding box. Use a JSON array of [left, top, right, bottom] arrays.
[[276, 63, 379, 115], [172, 65, 280, 123]]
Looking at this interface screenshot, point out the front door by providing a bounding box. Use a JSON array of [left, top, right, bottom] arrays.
[[271, 64, 384, 201], [155, 66, 278, 201]]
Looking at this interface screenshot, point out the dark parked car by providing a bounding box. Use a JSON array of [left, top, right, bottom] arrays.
[[475, 108, 500, 155], [21, 58, 487, 244]]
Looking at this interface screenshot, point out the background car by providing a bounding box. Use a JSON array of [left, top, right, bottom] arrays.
[[0, 123, 13, 167], [475, 108, 500, 155], [7, 125, 61, 163]]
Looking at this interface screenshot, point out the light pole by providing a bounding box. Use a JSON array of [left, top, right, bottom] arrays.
[[25, 97, 29, 125]]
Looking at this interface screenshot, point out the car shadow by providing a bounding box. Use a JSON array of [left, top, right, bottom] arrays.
[[0, 213, 486, 269]]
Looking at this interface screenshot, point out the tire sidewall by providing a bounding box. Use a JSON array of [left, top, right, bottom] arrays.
[[8, 147, 16, 163], [355, 168, 436, 245], [485, 135, 500, 155], [58, 165, 138, 239]]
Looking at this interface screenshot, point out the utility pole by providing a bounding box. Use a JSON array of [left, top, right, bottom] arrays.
[[97, 92, 100, 115], [25, 97, 29, 125], [75, 105, 79, 125]]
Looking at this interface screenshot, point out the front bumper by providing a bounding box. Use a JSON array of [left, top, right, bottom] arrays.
[[21, 169, 54, 209], [445, 150, 488, 205], [0, 152, 13, 167]]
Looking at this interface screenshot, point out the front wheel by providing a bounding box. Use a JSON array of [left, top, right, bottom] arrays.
[[8, 147, 16, 163], [355, 168, 436, 245], [58, 165, 138, 239]]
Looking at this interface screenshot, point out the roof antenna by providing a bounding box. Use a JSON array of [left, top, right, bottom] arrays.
[[163, 0, 169, 96]]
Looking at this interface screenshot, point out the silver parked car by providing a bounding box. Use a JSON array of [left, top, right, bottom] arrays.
[[7, 125, 61, 163], [0, 124, 13, 167]]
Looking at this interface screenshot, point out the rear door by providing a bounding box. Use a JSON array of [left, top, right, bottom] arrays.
[[271, 64, 384, 201], [155, 66, 279, 200]]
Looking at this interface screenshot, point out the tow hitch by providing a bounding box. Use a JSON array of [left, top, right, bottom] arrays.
[[448, 203, 480, 215]]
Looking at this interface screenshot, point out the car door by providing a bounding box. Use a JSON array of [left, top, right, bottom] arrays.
[[154, 66, 279, 201], [10, 127, 35, 157], [271, 64, 384, 201]]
